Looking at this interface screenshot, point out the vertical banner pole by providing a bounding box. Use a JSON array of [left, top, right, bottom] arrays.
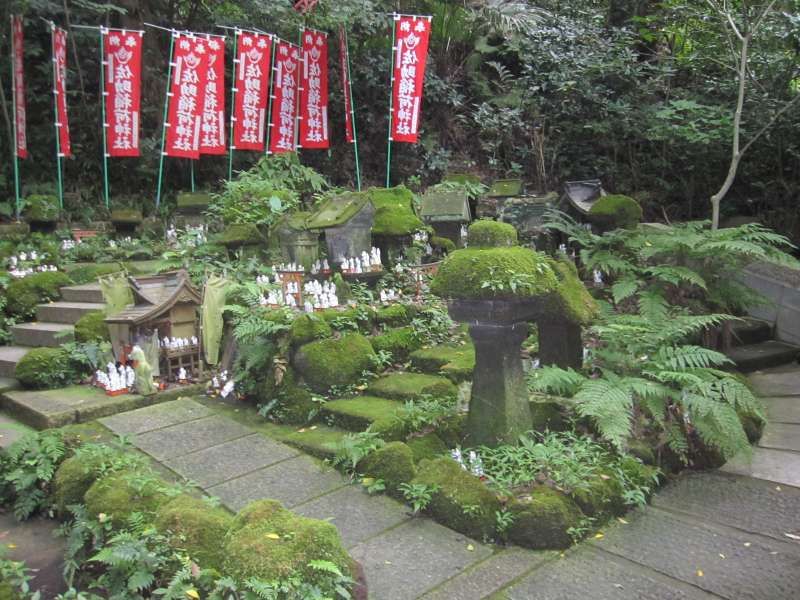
[[227, 29, 239, 181], [296, 28, 303, 154], [344, 27, 362, 192], [99, 29, 110, 209], [155, 31, 176, 211], [10, 16, 22, 219], [190, 160, 196, 192], [265, 37, 277, 155], [385, 15, 396, 189], [50, 23, 64, 209]]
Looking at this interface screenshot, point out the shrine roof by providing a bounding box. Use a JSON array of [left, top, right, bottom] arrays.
[[306, 192, 372, 229]]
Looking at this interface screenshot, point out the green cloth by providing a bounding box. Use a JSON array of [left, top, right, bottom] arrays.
[[99, 273, 134, 316], [202, 275, 229, 366], [146, 331, 161, 378]]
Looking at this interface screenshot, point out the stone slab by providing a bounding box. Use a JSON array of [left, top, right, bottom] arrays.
[[60, 283, 104, 303], [591, 509, 800, 600], [762, 396, 800, 424], [293, 484, 410, 548], [36, 301, 106, 325], [652, 472, 800, 542], [349, 519, 492, 600], [134, 414, 251, 460], [163, 433, 299, 488], [723, 447, 800, 488], [741, 269, 786, 323], [725, 340, 799, 372], [11, 321, 74, 347], [0, 377, 20, 394], [759, 422, 800, 452], [0, 346, 29, 378], [207, 454, 346, 511], [421, 547, 545, 600], [0, 411, 33, 448], [748, 369, 800, 397], [776, 304, 800, 346], [100, 398, 212, 435], [506, 547, 715, 600]]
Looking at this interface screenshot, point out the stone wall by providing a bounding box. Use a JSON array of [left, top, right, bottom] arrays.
[[742, 262, 800, 345]]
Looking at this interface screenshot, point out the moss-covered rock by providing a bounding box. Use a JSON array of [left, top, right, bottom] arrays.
[[109, 209, 144, 225], [359, 442, 416, 496], [74, 311, 110, 343], [293, 333, 376, 393], [413, 458, 500, 539], [15, 347, 72, 390], [366, 415, 408, 442], [570, 472, 625, 518], [466, 220, 518, 248], [259, 368, 318, 426], [176, 192, 212, 212], [507, 486, 582, 549], [588, 194, 642, 231], [548, 259, 598, 325], [52, 452, 119, 513], [322, 396, 402, 432], [155, 494, 233, 570], [529, 395, 567, 432], [24, 194, 60, 222], [369, 186, 424, 236], [6, 271, 71, 319], [406, 433, 448, 463], [430, 236, 456, 254], [289, 313, 332, 348], [410, 344, 475, 383], [84, 471, 170, 528], [370, 326, 423, 361], [375, 303, 416, 327], [430, 247, 558, 301], [368, 373, 457, 401], [319, 306, 375, 334], [217, 223, 265, 248], [224, 500, 350, 582]]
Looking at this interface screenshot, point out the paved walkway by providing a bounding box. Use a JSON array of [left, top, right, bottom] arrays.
[[96, 365, 800, 600]]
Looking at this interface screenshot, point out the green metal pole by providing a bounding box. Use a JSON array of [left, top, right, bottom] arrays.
[[10, 16, 22, 220], [51, 23, 64, 210], [344, 27, 362, 192], [190, 160, 195, 192], [385, 16, 396, 189], [155, 31, 176, 211], [227, 29, 239, 181], [99, 29, 110, 209], [265, 37, 277, 155], [296, 28, 303, 155]]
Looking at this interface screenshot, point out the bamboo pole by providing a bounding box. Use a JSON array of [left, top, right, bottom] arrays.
[[153, 27, 176, 211], [10, 16, 21, 219], [99, 28, 110, 208], [343, 26, 362, 191], [227, 28, 239, 181], [49, 21, 64, 209]]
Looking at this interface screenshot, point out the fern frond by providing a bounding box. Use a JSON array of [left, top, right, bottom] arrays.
[[638, 290, 669, 321], [573, 379, 633, 450], [653, 345, 731, 371], [528, 366, 585, 397]]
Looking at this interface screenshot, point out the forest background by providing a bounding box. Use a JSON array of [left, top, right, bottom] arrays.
[[0, 0, 798, 241]]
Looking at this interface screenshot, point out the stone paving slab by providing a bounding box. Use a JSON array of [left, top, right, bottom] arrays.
[[591, 508, 800, 600], [100, 398, 212, 435], [420, 547, 545, 600], [759, 422, 800, 452], [163, 434, 299, 488], [723, 447, 800, 487], [0, 411, 33, 448], [762, 396, 800, 423], [293, 484, 410, 549], [653, 472, 800, 542], [505, 547, 716, 600], [207, 454, 346, 511], [134, 414, 251, 460], [748, 369, 800, 397], [349, 519, 492, 600]]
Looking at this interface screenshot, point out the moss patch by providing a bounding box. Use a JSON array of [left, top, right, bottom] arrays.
[[289, 313, 332, 348], [359, 441, 416, 496], [176, 192, 212, 211], [413, 458, 500, 539], [6, 271, 71, 319], [406, 433, 449, 463], [430, 236, 456, 253], [322, 396, 403, 432], [53, 453, 116, 513], [74, 311, 110, 343], [507, 486, 582, 549], [84, 470, 170, 528], [570, 472, 625, 518], [467, 220, 519, 248], [370, 326, 423, 361], [410, 344, 475, 383], [375, 303, 415, 327], [281, 425, 348, 460], [66, 262, 130, 285], [109, 209, 143, 225], [217, 223, 265, 248], [293, 333, 375, 393], [369, 186, 424, 236], [549, 259, 598, 325], [588, 194, 642, 230], [367, 373, 457, 401]]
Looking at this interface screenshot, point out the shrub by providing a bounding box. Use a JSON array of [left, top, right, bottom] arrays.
[[15, 348, 72, 390], [412, 458, 500, 539], [5, 271, 71, 319], [466, 220, 518, 248], [507, 486, 583, 549], [23, 194, 60, 222], [216, 223, 265, 248], [84, 470, 171, 528], [66, 262, 129, 285], [293, 333, 376, 393], [358, 442, 416, 496], [289, 314, 332, 347], [265, 369, 319, 425], [370, 326, 423, 361], [430, 236, 456, 253], [588, 194, 642, 230], [74, 311, 110, 343], [369, 186, 424, 236]]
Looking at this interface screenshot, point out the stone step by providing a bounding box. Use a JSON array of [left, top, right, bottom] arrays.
[[0, 346, 30, 378], [36, 301, 106, 325], [731, 317, 773, 347], [367, 372, 458, 401], [280, 424, 350, 460], [321, 396, 403, 432], [11, 322, 74, 348], [725, 340, 800, 373], [60, 283, 104, 303]]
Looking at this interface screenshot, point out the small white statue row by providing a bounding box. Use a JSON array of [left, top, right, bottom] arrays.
[[9, 265, 59, 279], [379, 288, 402, 303], [210, 370, 235, 398], [303, 279, 336, 297], [8, 251, 48, 266], [339, 247, 382, 274], [303, 291, 339, 312], [413, 231, 429, 243], [309, 259, 331, 274], [276, 262, 305, 273], [96, 362, 135, 392], [451, 448, 485, 478], [161, 336, 199, 350], [62, 239, 78, 250]]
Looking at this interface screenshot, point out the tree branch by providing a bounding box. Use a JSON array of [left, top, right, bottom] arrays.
[[741, 93, 800, 156]]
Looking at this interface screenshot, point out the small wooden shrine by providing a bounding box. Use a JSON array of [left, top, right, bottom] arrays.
[[477, 179, 524, 219], [560, 179, 606, 217], [420, 187, 471, 246], [105, 270, 202, 380], [306, 191, 375, 265]]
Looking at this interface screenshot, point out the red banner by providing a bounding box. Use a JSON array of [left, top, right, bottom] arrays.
[[103, 29, 143, 157], [390, 16, 431, 144], [232, 32, 271, 152], [200, 35, 226, 155], [299, 29, 329, 149], [338, 26, 354, 144], [269, 40, 300, 154], [165, 33, 208, 159], [52, 25, 72, 157], [11, 16, 27, 159]]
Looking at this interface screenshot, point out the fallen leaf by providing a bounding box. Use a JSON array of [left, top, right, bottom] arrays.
[[784, 533, 800, 541], [594, 533, 604, 539], [718, 553, 725, 559], [310, 426, 318, 430], [696, 570, 704, 577], [186, 590, 200, 600], [7, 543, 16, 549], [361, 478, 375, 486], [617, 517, 628, 525], [743, 542, 751, 547], [265, 533, 281, 540], [776, 486, 782, 491], [599, 474, 611, 480], [297, 428, 306, 433], [559, 552, 565, 558], [770, 551, 779, 555], [614, 584, 624, 589], [384, 561, 392, 565], [467, 544, 475, 551]]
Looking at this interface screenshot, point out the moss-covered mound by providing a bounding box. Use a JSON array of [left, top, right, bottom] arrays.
[[293, 333, 376, 393], [109, 209, 143, 225], [155, 494, 233, 570], [15, 348, 71, 390], [6, 271, 71, 319], [410, 344, 475, 383], [52, 452, 123, 513], [406, 433, 449, 463], [430, 247, 557, 301], [257, 368, 317, 426], [588, 194, 642, 230], [467, 220, 518, 248], [359, 442, 416, 496], [176, 192, 212, 212], [319, 306, 375, 334], [24, 194, 60, 222], [322, 396, 402, 432], [84, 471, 170, 528], [507, 486, 583, 549], [217, 223, 265, 248], [224, 500, 351, 582], [375, 303, 416, 327], [74, 311, 110, 343], [430, 236, 456, 253], [289, 313, 332, 348], [369, 186, 424, 236], [66, 262, 129, 285], [571, 472, 625, 518], [413, 458, 500, 539], [367, 373, 457, 401], [370, 326, 423, 361], [548, 259, 598, 325]]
